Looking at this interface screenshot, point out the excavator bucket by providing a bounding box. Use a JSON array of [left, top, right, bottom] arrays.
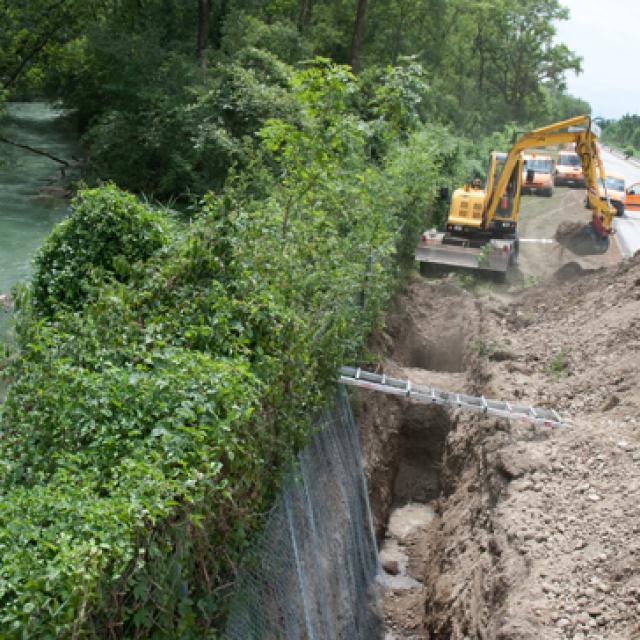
[[554, 222, 610, 255], [415, 230, 513, 273]]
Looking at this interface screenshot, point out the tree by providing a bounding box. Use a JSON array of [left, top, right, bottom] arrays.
[[0, 0, 588, 195], [539, 86, 590, 124], [363, 0, 452, 69], [197, 0, 211, 69], [350, 0, 368, 72], [0, 0, 78, 93], [473, 0, 581, 120]]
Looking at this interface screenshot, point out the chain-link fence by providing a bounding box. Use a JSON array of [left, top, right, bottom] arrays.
[[225, 388, 382, 639]]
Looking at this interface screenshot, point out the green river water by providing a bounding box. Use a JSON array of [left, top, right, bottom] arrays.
[[0, 102, 78, 334]]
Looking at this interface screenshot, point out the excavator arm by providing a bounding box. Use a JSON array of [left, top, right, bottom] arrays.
[[484, 115, 616, 245]]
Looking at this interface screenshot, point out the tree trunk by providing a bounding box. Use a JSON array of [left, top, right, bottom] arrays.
[[210, 0, 229, 49], [298, 0, 313, 32], [349, 0, 369, 73], [475, 26, 485, 93], [391, 1, 408, 65], [196, 0, 211, 71]]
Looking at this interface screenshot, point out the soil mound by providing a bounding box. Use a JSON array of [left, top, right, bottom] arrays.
[[355, 255, 640, 639], [552, 260, 585, 282]]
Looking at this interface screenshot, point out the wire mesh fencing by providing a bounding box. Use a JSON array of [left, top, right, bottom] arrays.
[[224, 388, 382, 639]]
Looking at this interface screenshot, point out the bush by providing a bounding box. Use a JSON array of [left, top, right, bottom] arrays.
[[31, 184, 172, 316], [546, 350, 569, 378], [221, 14, 311, 65], [84, 104, 204, 196], [0, 350, 262, 637]]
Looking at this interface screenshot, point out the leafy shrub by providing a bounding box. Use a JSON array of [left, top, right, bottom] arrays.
[[476, 339, 498, 358], [221, 14, 311, 64], [1, 61, 463, 637], [84, 104, 203, 195], [0, 351, 262, 637], [601, 115, 640, 158], [31, 184, 172, 315], [546, 351, 569, 378]]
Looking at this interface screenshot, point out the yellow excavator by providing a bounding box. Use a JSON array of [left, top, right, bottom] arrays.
[[416, 115, 616, 275]]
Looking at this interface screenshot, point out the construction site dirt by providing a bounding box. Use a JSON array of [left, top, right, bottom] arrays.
[[353, 187, 640, 639]]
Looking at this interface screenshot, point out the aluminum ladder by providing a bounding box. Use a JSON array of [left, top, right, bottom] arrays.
[[339, 366, 563, 427]]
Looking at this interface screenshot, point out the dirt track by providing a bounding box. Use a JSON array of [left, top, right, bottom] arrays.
[[516, 187, 620, 281], [354, 188, 640, 639]]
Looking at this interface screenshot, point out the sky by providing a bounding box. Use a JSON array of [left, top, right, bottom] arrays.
[[554, 0, 640, 120]]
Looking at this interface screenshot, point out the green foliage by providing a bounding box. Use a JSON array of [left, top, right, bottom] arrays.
[[602, 115, 640, 157], [31, 184, 172, 316], [221, 13, 311, 64], [0, 0, 91, 97], [452, 122, 522, 187], [1, 60, 462, 637], [0, 351, 262, 637], [476, 339, 496, 358], [536, 86, 591, 124], [369, 60, 432, 132], [76, 43, 300, 197], [356, 0, 583, 133], [546, 350, 569, 378]]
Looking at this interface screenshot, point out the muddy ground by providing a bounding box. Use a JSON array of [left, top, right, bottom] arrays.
[[353, 187, 640, 639]]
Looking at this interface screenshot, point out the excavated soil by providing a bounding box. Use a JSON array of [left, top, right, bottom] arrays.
[[353, 189, 640, 639]]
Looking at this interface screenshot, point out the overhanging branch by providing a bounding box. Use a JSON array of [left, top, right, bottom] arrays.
[[0, 135, 70, 166]]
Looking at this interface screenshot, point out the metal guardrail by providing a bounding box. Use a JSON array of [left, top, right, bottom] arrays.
[[339, 366, 564, 427]]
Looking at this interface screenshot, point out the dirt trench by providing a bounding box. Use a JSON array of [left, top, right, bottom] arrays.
[[353, 190, 640, 639], [353, 279, 482, 542], [352, 277, 494, 637], [354, 277, 517, 639]]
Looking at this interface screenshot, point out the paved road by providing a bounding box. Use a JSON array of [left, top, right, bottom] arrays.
[[599, 146, 640, 257], [599, 147, 640, 183]]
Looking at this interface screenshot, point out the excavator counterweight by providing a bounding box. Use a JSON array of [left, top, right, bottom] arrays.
[[416, 231, 513, 272]]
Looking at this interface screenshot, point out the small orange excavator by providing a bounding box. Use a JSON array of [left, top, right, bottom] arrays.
[[416, 115, 616, 275]]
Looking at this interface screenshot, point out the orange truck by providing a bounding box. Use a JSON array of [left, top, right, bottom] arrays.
[[554, 150, 585, 187], [522, 153, 554, 197], [625, 182, 640, 211], [585, 173, 626, 216]]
